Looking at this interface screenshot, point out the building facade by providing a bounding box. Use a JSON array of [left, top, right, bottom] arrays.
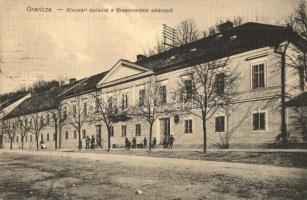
[[1, 22, 307, 150]]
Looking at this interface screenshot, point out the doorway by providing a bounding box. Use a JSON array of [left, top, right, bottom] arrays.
[[160, 118, 170, 144]]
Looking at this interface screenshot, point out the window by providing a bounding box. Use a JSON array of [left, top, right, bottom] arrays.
[[25, 136, 28, 142], [121, 125, 127, 137], [110, 126, 114, 137], [46, 114, 50, 124], [252, 112, 266, 131], [183, 80, 193, 101], [135, 124, 141, 136], [30, 135, 33, 142], [215, 73, 225, 95], [95, 98, 100, 112], [184, 120, 193, 133], [82, 130, 86, 139], [139, 89, 145, 106], [215, 116, 226, 132], [252, 63, 265, 89], [65, 131, 69, 140], [41, 134, 44, 142], [108, 97, 113, 110], [159, 86, 167, 104], [29, 119, 32, 127], [74, 131, 77, 139], [83, 102, 87, 115], [63, 107, 67, 119], [298, 65, 305, 91], [16, 136, 19, 142], [40, 116, 44, 126], [47, 134, 50, 142], [121, 94, 128, 110], [73, 105, 77, 117]]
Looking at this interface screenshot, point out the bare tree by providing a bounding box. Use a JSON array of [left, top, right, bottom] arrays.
[[15, 116, 31, 150], [93, 90, 129, 151], [3, 120, 17, 149], [178, 58, 240, 153], [128, 77, 176, 151], [176, 19, 200, 46], [144, 37, 165, 56], [65, 96, 95, 149], [48, 107, 65, 149], [287, 0, 307, 39], [29, 113, 49, 150]]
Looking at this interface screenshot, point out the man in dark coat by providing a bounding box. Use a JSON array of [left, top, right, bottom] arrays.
[[85, 136, 90, 149], [132, 137, 137, 149], [90, 135, 95, 149], [143, 137, 147, 149], [169, 135, 175, 149], [152, 137, 157, 149]]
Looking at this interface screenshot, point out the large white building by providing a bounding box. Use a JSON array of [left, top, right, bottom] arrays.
[[1, 22, 307, 150]]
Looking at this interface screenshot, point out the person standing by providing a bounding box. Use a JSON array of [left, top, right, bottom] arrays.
[[85, 136, 90, 149], [90, 135, 95, 149], [169, 135, 175, 149], [132, 137, 137, 149], [143, 137, 147, 149], [152, 137, 157, 149]]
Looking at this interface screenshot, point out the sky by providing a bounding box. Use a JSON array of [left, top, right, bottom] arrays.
[[0, 0, 301, 94]]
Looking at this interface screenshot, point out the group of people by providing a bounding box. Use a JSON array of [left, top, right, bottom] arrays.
[[125, 137, 158, 149], [162, 134, 175, 149], [124, 135, 175, 149], [85, 135, 101, 149]]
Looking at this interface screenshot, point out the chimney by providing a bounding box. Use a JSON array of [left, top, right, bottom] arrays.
[[217, 21, 233, 32], [137, 54, 147, 62], [69, 78, 76, 84]]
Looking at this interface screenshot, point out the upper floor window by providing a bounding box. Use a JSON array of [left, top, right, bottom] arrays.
[[83, 102, 87, 115], [252, 63, 265, 89], [40, 116, 44, 126], [298, 65, 305, 91], [82, 129, 86, 139], [252, 111, 266, 131], [215, 73, 225, 95], [121, 94, 128, 110], [46, 114, 50, 124], [73, 105, 77, 117], [183, 80, 193, 101], [215, 116, 226, 132], [63, 106, 67, 119], [95, 98, 100, 112], [139, 89, 145, 107], [108, 97, 113, 110], [159, 85, 167, 104]]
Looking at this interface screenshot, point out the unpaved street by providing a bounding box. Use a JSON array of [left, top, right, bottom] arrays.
[[0, 150, 306, 200]]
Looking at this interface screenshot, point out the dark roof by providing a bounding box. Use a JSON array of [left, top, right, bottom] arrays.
[[285, 92, 307, 107], [59, 71, 109, 99], [0, 93, 29, 111], [136, 22, 307, 74], [4, 88, 60, 119]]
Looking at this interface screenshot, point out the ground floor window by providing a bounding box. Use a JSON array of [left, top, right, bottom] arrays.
[[252, 111, 266, 131], [47, 134, 50, 142], [110, 126, 114, 137], [215, 116, 226, 132], [16, 136, 19, 142], [122, 125, 127, 137], [25, 136, 27, 142], [184, 120, 193, 133], [135, 124, 141, 136], [41, 134, 43, 142], [30, 135, 33, 142], [65, 131, 68, 140], [82, 130, 86, 139], [74, 131, 77, 139]]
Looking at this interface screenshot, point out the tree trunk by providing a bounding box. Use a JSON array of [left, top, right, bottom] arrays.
[[202, 118, 207, 153], [107, 126, 111, 151], [59, 125, 62, 149], [54, 124, 58, 150], [280, 51, 287, 146], [21, 136, 24, 150], [78, 128, 82, 149], [10, 139, 13, 150], [36, 135, 39, 150], [149, 123, 153, 151]]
